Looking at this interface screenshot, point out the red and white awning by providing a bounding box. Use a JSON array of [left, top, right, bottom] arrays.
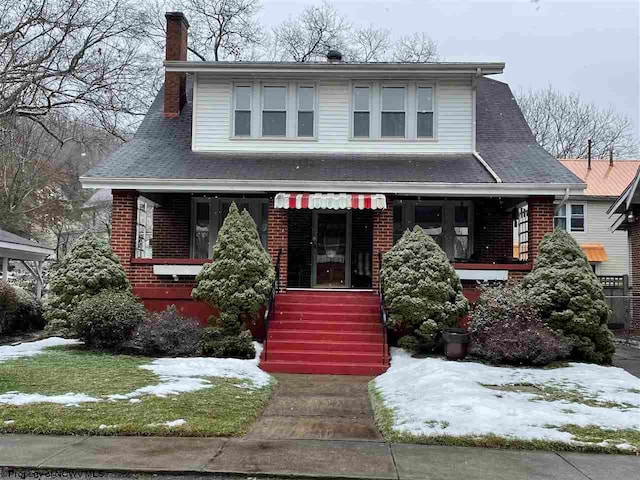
[[274, 193, 387, 210]]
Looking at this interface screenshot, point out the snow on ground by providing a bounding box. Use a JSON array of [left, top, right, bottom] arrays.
[[0, 339, 271, 406], [0, 337, 79, 362], [374, 348, 640, 446], [147, 419, 187, 428]]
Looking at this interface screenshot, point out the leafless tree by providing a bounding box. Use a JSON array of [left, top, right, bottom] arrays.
[[348, 25, 391, 62], [516, 86, 639, 159], [0, 0, 157, 143], [392, 32, 439, 63]]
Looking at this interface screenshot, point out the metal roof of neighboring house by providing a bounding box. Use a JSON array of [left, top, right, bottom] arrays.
[[561, 159, 640, 197], [81, 76, 583, 192]]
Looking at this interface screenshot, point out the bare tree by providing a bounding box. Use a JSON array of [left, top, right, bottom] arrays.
[[0, 0, 158, 143], [392, 32, 439, 62], [516, 86, 639, 159], [348, 25, 391, 62]]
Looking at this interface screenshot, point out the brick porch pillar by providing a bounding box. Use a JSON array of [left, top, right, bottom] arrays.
[[267, 198, 288, 290], [527, 196, 554, 265], [372, 206, 393, 290], [630, 209, 640, 330], [111, 190, 138, 274]]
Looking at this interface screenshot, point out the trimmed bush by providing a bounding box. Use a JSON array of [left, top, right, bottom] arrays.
[[522, 229, 614, 364], [469, 285, 570, 366], [0, 281, 18, 334], [192, 203, 273, 358], [45, 233, 130, 337], [380, 226, 469, 352], [128, 306, 202, 357], [71, 290, 144, 350], [0, 281, 44, 334]]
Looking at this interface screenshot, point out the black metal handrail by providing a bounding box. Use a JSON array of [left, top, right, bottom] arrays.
[[263, 248, 282, 361], [378, 251, 389, 367]]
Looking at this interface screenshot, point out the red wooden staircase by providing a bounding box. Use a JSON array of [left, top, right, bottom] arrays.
[[260, 291, 389, 375]]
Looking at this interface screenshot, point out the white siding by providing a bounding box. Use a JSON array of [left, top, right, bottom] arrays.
[[193, 77, 473, 153], [570, 201, 630, 277]]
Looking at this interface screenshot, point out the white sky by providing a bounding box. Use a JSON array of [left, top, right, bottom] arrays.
[[260, 0, 640, 136]]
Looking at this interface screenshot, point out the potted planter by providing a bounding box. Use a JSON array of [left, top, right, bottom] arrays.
[[443, 328, 470, 360]]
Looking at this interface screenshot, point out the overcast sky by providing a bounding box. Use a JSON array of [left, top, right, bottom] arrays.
[[260, 0, 640, 136]]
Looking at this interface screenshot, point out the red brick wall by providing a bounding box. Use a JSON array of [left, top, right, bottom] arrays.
[[267, 198, 288, 290], [372, 206, 394, 289], [474, 199, 514, 263], [528, 196, 555, 264], [630, 212, 640, 330], [152, 194, 190, 258], [164, 13, 188, 117], [111, 190, 138, 274]]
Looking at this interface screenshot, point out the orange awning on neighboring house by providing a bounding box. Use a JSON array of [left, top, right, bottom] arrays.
[[581, 244, 609, 263], [513, 243, 608, 263]]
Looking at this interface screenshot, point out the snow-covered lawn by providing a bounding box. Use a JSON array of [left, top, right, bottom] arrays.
[[373, 348, 640, 452], [0, 338, 273, 436]]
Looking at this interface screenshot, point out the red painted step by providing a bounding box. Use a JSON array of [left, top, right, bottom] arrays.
[[261, 291, 389, 375]]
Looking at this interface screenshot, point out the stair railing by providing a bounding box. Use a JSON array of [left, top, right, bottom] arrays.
[[377, 251, 389, 367], [263, 248, 282, 362]]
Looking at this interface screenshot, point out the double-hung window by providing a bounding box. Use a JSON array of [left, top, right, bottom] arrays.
[[233, 86, 252, 136], [262, 86, 287, 136], [417, 86, 434, 138], [381, 87, 406, 137], [554, 203, 585, 232], [297, 86, 315, 137], [353, 86, 370, 138]]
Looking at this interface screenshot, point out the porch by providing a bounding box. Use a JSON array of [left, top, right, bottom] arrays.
[[110, 190, 554, 322]]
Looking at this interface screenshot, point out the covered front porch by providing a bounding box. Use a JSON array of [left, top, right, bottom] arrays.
[[110, 190, 554, 322]]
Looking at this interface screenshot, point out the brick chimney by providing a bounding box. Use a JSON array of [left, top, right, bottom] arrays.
[[164, 12, 189, 118]]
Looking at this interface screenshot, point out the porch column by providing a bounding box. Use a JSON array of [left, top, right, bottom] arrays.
[[111, 190, 138, 274], [527, 195, 554, 265], [372, 206, 393, 290], [630, 208, 640, 330], [1, 257, 7, 282], [267, 198, 288, 290]]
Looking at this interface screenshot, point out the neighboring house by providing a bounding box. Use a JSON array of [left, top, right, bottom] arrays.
[[0, 229, 54, 298], [80, 12, 584, 374], [557, 159, 638, 276], [82, 189, 113, 238]]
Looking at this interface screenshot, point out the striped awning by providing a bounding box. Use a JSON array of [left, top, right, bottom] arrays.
[[274, 193, 387, 210]]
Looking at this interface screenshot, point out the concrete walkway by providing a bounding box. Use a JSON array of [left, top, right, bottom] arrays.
[[1, 434, 639, 479], [614, 343, 640, 378], [245, 373, 381, 441]]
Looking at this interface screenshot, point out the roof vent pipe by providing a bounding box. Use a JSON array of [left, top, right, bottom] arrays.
[[327, 50, 343, 63], [587, 139, 592, 170], [609, 147, 614, 167]]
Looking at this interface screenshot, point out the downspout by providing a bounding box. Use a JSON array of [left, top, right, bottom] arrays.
[[473, 151, 502, 183], [555, 188, 570, 214]]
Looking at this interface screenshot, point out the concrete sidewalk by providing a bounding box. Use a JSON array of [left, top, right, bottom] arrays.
[[1, 434, 638, 480]]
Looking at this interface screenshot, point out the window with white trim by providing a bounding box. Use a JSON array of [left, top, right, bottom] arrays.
[[233, 85, 251, 136], [554, 203, 585, 232], [135, 198, 154, 259], [297, 86, 315, 137], [191, 197, 269, 258], [353, 86, 370, 138], [262, 86, 287, 136], [381, 86, 406, 137], [416, 86, 434, 138]]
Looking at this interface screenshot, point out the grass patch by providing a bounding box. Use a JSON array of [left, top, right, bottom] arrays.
[[368, 381, 637, 454], [482, 383, 635, 409], [560, 425, 640, 448], [0, 346, 273, 436]]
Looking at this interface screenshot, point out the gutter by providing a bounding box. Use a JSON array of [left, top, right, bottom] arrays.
[[80, 176, 585, 197], [472, 151, 502, 183]]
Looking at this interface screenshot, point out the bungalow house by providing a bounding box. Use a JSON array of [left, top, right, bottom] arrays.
[[80, 12, 584, 374]]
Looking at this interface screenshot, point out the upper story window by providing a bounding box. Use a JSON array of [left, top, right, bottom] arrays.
[[381, 87, 406, 137], [353, 86, 370, 138], [417, 87, 434, 138], [554, 203, 585, 232], [262, 86, 287, 136], [297, 86, 315, 137], [233, 86, 252, 136]]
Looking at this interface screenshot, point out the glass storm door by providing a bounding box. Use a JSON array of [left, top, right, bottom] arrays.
[[313, 211, 349, 288]]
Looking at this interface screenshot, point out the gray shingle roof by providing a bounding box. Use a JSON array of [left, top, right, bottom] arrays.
[[0, 229, 48, 249], [84, 76, 582, 187]]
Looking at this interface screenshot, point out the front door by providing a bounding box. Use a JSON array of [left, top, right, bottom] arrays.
[[313, 211, 350, 288]]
